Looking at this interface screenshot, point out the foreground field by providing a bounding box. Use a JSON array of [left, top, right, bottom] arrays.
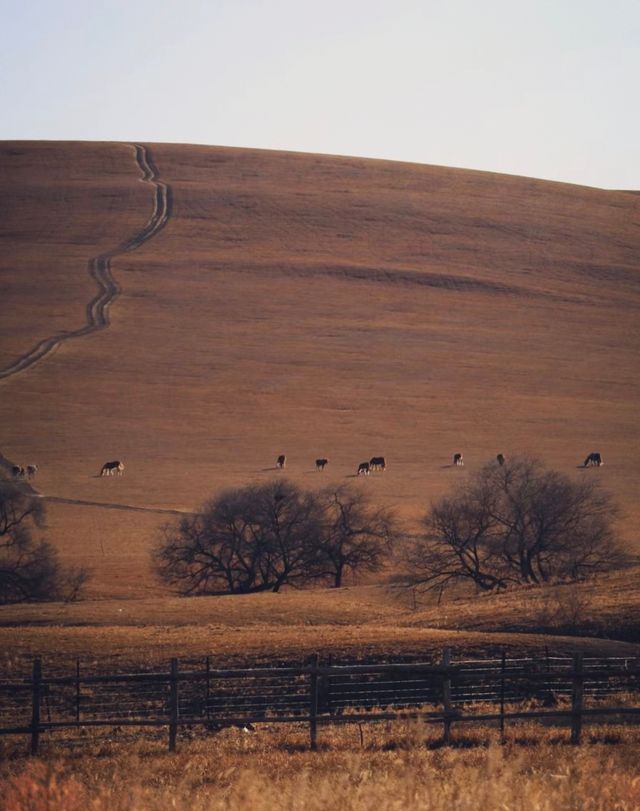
[[1, 571, 639, 672], [2, 725, 639, 810]]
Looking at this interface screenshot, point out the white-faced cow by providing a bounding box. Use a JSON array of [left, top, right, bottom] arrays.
[[26, 464, 38, 479], [315, 458, 328, 471], [369, 456, 386, 471], [101, 460, 124, 476], [584, 452, 603, 467], [453, 453, 464, 466], [357, 462, 370, 476], [276, 455, 286, 469], [496, 454, 505, 466]]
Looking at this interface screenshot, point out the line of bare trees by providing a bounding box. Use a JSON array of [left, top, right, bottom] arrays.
[[1, 455, 628, 603], [155, 457, 627, 597]]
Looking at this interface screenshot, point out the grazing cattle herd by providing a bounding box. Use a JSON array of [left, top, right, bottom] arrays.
[[273, 451, 604, 476], [7, 450, 606, 486]]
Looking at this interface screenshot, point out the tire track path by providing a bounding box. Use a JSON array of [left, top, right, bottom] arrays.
[[41, 495, 192, 517], [0, 143, 172, 380]]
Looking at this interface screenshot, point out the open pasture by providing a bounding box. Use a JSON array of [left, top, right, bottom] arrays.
[[1, 141, 639, 603]]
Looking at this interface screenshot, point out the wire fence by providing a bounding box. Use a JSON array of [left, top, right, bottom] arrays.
[[1, 650, 638, 754]]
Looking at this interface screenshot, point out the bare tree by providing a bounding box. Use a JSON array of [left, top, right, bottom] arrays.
[[154, 480, 324, 595], [315, 484, 396, 587], [0, 481, 89, 603], [402, 457, 626, 594]]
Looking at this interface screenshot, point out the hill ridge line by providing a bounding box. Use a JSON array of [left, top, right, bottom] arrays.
[[0, 143, 172, 381]]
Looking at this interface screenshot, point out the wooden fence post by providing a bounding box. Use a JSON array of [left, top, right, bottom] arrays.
[[309, 653, 319, 751], [75, 658, 81, 724], [324, 653, 332, 715], [169, 658, 179, 753], [571, 653, 584, 745], [205, 656, 211, 721], [442, 648, 452, 745], [30, 657, 42, 756], [499, 650, 506, 743]]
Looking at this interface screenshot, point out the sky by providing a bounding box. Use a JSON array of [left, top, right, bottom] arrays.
[[1, 0, 639, 188]]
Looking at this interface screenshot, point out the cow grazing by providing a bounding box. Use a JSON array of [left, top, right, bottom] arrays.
[[496, 454, 505, 466], [369, 456, 386, 471], [276, 455, 286, 469], [26, 464, 38, 479], [584, 452, 603, 467], [357, 462, 370, 476], [101, 460, 124, 476], [315, 458, 328, 471], [453, 453, 464, 466]]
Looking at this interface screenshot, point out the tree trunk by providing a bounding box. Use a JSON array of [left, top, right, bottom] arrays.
[[333, 567, 343, 588]]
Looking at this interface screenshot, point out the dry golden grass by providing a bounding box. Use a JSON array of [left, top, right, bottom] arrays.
[[406, 568, 640, 636], [4, 623, 638, 675], [1, 570, 638, 670], [1, 723, 639, 810]]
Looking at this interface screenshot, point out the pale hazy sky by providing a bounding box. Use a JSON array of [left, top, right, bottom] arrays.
[[1, 0, 638, 188]]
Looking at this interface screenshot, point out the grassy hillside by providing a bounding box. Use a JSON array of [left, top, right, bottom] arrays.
[[1, 141, 639, 613]]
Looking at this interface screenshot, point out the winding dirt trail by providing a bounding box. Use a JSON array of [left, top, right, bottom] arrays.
[[0, 145, 174, 517], [0, 143, 171, 381]]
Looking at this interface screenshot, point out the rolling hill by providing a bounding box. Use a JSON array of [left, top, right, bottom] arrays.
[[1, 140, 639, 615]]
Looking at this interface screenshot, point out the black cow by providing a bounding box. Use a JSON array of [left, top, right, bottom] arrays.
[[357, 462, 370, 476], [369, 456, 386, 471], [276, 454, 286, 469], [496, 454, 505, 466], [584, 452, 603, 467], [11, 465, 24, 479], [315, 458, 328, 471], [453, 453, 464, 466], [101, 460, 124, 476]]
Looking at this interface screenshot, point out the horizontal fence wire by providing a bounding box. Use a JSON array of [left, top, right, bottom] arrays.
[[1, 652, 638, 753]]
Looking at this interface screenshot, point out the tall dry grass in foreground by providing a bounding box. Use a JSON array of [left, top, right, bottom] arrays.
[[1, 722, 639, 810]]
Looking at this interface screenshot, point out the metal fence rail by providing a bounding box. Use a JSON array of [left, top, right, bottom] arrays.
[[1, 650, 638, 753]]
